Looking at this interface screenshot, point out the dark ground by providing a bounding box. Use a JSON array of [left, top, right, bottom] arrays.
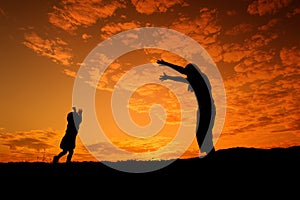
[[1, 146, 299, 197]]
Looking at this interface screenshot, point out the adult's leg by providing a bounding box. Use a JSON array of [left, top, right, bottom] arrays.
[[196, 108, 215, 156]]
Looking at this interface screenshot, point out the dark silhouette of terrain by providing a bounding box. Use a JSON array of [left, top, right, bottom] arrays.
[[1, 146, 299, 180], [1, 146, 299, 198]]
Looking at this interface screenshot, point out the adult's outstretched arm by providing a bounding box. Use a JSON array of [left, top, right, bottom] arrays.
[[157, 59, 187, 75]]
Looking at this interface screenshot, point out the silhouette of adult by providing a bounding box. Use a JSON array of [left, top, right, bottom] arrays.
[[157, 59, 216, 157], [53, 107, 83, 163]]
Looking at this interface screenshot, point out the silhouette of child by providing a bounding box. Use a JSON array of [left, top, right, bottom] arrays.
[[157, 59, 216, 158], [53, 107, 83, 163]]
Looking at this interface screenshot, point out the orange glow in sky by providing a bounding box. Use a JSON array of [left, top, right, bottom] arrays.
[[0, 0, 299, 163]]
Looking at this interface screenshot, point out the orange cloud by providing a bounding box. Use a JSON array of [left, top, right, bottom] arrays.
[[258, 18, 279, 31], [213, 8, 300, 149], [234, 50, 274, 73], [0, 129, 60, 162], [286, 7, 300, 18], [48, 0, 126, 31], [216, 129, 299, 150], [170, 8, 221, 46], [247, 0, 292, 16], [220, 41, 300, 149], [225, 23, 254, 36], [128, 84, 181, 125], [226, 10, 238, 16], [63, 69, 77, 78], [23, 32, 73, 66], [82, 33, 92, 40], [0, 129, 96, 163], [280, 46, 300, 68], [246, 33, 279, 49], [100, 21, 142, 39], [223, 43, 251, 63], [85, 135, 199, 162], [131, 0, 187, 15]]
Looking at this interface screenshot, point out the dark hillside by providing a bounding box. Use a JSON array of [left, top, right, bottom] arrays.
[[1, 146, 299, 197]]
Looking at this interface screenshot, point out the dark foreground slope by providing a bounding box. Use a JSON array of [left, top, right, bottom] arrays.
[[1, 146, 299, 178], [1, 146, 299, 196]]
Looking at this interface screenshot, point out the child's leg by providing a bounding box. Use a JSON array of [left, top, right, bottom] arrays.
[[66, 149, 74, 163], [53, 149, 68, 163]]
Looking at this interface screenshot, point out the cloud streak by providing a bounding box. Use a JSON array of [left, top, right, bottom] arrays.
[[0, 129, 98, 163], [247, 0, 292, 16], [23, 32, 73, 66], [131, 0, 187, 15], [48, 0, 126, 31], [85, 135, 199, 162], [0, 129, 60, 162]]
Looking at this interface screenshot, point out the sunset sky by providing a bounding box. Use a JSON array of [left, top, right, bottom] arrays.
[[0, 0, 299, 163]]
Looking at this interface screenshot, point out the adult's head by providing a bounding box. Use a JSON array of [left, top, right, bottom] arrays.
[[184, 63, 200, 76]]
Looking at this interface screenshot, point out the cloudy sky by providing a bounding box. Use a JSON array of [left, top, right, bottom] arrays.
[[0, 0, 299, 163]]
